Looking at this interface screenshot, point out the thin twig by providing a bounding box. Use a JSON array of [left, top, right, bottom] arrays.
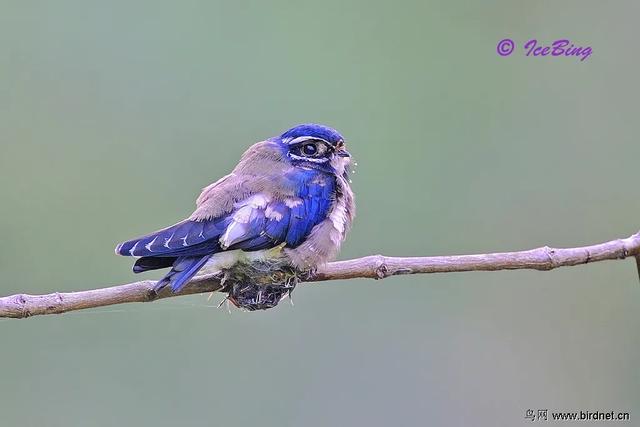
[[1, 231, 639, 319]]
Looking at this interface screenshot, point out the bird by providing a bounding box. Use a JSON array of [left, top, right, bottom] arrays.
[[115, 123, 355, 310]]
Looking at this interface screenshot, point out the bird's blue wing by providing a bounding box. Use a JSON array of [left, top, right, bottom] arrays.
[[115, 217, 229, 258], [221, 180, 334, 250], [115, 171, 335, 292]]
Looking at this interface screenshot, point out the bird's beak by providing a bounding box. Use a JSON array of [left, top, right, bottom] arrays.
[[337, 150, 351, 158]]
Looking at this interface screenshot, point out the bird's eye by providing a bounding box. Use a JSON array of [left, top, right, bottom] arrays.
[[302, 143, 318, 156], [291, 140, 330, 159]]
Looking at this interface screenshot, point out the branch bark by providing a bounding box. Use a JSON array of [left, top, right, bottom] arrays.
[[2, 231, 639, 319]]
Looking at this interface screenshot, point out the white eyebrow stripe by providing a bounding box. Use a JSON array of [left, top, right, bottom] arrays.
[[284, 136, 330, 145], [288, 153, 329, 163]]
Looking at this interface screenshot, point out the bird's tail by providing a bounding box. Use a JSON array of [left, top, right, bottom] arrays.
[[154, 255, 213, 293]]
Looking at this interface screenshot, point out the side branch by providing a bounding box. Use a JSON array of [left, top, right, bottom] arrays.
[[1, 231, 639, 319]]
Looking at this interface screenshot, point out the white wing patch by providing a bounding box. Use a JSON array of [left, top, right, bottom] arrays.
[[144, 236, 158, 252], [284, 198, 302, 208], [163, 232, 175, 248], [219, 194, 271, 249], [242, 194, 269, 209], [265, 204, 283, 221], [128, 241, 140, 256]]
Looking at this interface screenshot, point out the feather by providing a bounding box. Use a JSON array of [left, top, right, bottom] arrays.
[[153, 255, 213, 293], [133, 256, 176, 273], [115, 218, 227, 258]]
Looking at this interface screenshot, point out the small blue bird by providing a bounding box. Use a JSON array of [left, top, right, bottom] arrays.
[[115, 124, 355, 310]]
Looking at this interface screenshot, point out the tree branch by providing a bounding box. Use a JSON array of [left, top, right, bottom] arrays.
[[2, 231, 639, 319]]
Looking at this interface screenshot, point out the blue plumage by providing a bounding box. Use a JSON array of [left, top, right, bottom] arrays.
[[115, 123, 354, 299], [264, 203, 290, 241], [280, 124, 344, 146], [156, 255, 213, 292], [116, 170, 335, 292], [115, 218, 226, 257]]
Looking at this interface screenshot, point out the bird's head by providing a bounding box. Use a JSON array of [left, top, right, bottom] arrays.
[[274, 123, 351, 175]]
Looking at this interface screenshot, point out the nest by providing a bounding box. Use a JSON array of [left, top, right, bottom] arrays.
[[219, 259, 300, 311]]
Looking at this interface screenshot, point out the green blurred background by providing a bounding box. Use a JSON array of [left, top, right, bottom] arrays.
[[1, 1, 638, 426]]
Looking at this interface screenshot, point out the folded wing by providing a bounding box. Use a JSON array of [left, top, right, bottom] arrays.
[[114, 176, 334, 292]]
